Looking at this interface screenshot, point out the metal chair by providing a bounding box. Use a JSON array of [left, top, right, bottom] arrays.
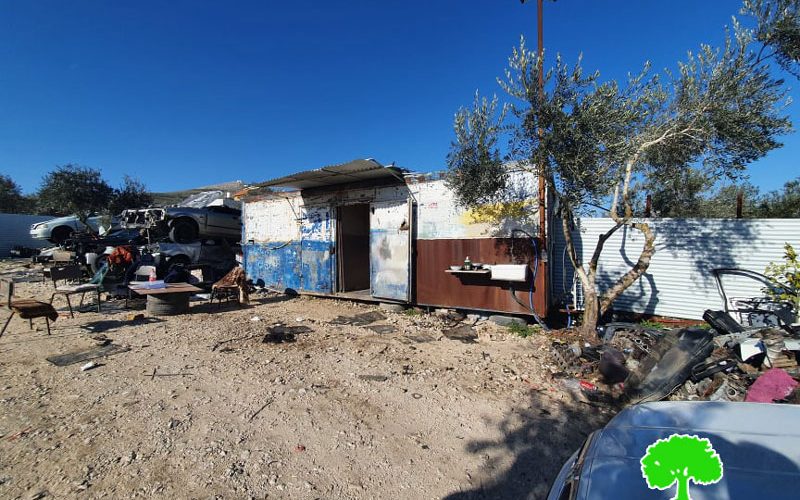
[[1, 279, 58, 339], [48, 264, 102, 318]]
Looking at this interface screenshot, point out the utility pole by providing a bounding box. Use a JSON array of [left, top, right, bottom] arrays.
[[522, 0, 549, 316], [536, 0, 546, 250]]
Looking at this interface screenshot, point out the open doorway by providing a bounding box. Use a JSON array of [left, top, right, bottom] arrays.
[[337, 204, 371, 293]]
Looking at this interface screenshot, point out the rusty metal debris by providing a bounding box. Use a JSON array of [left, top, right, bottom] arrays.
[[549, 309, 800, 406], [365, 324, 397, 334], [46, 343, 131, 367]]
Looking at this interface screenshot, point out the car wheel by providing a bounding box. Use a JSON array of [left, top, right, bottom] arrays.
[[50, 226, 74, 245], [169, 220, 198, 243], [167, 254, 191, 268]]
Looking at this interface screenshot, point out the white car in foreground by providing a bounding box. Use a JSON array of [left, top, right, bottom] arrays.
[[548, 401, 800, 499]]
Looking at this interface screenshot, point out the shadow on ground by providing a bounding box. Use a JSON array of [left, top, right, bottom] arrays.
[[80, 317, 164, 334], [444, 391, 614, 500]]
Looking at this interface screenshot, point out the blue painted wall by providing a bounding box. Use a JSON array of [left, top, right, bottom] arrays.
[[244, 239, 333, 293], [300, 239, 334, 293], [244, 241, 301, 291]]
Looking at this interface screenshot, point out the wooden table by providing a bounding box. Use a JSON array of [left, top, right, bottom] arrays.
[[128, 282, 204, 316]]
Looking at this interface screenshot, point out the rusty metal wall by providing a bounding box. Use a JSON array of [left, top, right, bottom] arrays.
[[412, 173, 546, 315], [416, 238, 547, 315]]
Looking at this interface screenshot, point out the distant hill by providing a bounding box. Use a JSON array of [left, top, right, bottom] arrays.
[[150, 181, 245, 207]]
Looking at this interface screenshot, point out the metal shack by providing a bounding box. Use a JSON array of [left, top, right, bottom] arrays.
[[240, 159, 547, 317]]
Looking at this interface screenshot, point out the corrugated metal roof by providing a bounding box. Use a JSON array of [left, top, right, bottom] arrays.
[[551, 217, 800, 320], [257, 159, 404, 190]]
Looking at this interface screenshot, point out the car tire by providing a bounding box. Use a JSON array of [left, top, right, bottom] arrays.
[[167, 254, 192, 268], [169, 220, 198, 243], [50, 226, 74, 245], [146, 294, 190, 316]]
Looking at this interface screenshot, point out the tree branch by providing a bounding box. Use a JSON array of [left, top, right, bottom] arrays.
[[558, 201, 592, 294], [589, 222, 624, 273], [599, 221, 656, 313]]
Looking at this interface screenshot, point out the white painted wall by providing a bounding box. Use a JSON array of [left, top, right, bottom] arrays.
[[552, 218, 800, 320], [243, 172, 540, 243], [414, 174, 539, 240], [243, 185, 413, 243], [242, 196, 302, 242]]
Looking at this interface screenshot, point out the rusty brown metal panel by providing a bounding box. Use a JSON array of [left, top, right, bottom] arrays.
[[416, 238, 547, 316]]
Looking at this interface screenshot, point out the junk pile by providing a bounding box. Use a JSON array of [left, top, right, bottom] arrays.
[[27, 190, 242, 282], [550, 312, 800, 406]]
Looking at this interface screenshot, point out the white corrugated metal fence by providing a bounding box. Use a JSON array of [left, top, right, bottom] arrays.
[[552, 218, 800, 320]]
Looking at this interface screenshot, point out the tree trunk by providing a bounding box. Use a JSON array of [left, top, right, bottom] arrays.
[[581, 287, 600, 334], [672, 475, 691, 500], [599, 221, 656, 315], [558, 204, 596, 332]]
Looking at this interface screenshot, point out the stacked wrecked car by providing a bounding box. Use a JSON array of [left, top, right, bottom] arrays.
[[31, 190, 242, 284]]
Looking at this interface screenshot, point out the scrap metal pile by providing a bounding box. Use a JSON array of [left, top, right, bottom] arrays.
[[550, 265, 799, 406], [28, 191, 242, 283], [550, 314, 800, 406]]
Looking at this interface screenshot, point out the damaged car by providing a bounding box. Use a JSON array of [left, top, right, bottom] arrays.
[[547, 401, 800, 500], [120, 191, 242, 243], [30, 214, 119, 244]]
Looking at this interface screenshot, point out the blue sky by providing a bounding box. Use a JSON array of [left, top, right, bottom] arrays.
[[1, 0, 796, 194]]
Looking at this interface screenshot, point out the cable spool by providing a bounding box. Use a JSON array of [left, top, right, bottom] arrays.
[[146, 293, 190, 316]]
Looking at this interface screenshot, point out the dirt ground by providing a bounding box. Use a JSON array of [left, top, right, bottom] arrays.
[[1, 259, 612, 499]]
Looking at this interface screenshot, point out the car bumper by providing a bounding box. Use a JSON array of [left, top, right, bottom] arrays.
[[30, 227, 51, 240]]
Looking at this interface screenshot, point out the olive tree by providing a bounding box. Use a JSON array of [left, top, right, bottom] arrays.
[[744, 0, 800, 77], [109, 175, 153, 215], [446, 8, 792, 332], [0, 174, 26, 213], [37, 165, 114, 231]]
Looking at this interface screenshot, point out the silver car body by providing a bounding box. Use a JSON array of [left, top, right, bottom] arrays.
[[120, 195, 241, 241], [30, 215, 114, 241], [548, 401, 800, 500]]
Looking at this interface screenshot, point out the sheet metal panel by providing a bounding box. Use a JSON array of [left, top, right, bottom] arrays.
[[416, 176, 539, 240], [243, 242, 302, 291], [299, 206, 334, 293], [0, 214, 52, 257], [243, 197, 301, 243], [552, 218, 800, 320], [370, 200, 410, 301], [416, 238, 547, 315], [256, 159, 403, 190]]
